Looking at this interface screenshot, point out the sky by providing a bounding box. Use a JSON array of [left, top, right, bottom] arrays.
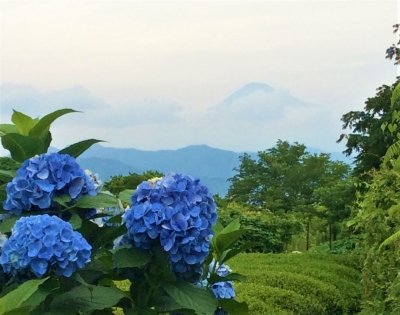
[[0, 0, 399, 155]]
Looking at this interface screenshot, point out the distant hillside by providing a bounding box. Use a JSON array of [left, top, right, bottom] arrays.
[[77, 144, 352, 196]]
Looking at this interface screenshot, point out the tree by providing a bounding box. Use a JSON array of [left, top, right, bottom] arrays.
[[337, 81, 400, 176], [227, 140, 351, 251], [227, 140, 350, 215]]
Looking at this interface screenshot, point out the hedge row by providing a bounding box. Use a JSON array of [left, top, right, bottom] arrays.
[[229, 253, 362, 315]]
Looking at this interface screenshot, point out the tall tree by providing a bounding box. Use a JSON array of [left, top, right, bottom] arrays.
[[227, 140, 350, 215]]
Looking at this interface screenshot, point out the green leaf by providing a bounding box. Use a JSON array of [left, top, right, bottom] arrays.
[[379, 230, 400, 249], [118, 189, 134, 204], [0, 124, 19, 136], [392, 83, 400, 107], [112, 246, 151, 268], [1, 134, 44, 162], [220, 217, 241, 235], [0, 216, 19, 233], [40, 129, 52, 153], [218, 299, 248, 315], [152, 296, 191, 313], [52, 195, 71, 207], [388, 123, 397, 133], [0, 170, 16, 183], [69, 214, 82, 229], [215, 229, 249, 254], [220, 242, 262, 265], [91, 224, 127, 249], [29, 108, 79, 138], [208, 272, 246, 285], [0, 277, 49, 314], [49, 285, 125, 314], [72, 193, 118, 209], [18, 279, 53, 314], [0, 184, 7, 205], [161, 281, 217, 315], [212, 221, 224, 235], [11, 110, 36, 136], [58, 139, 104, 158]]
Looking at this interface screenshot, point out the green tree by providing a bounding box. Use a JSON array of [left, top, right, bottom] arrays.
[[313, 176, 355, 249], [227, 140, 350, 215], [337, 81, 400, 177], [104, 170, 163, 196]]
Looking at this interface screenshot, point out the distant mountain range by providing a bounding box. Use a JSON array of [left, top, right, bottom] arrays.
[[76, 144, 352, 196]]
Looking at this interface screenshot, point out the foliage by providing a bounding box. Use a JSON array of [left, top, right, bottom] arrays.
[[104, 171, 164, 197], [347, 166, 400, 314], [227, 140, 351, 216], [0, 108, 250, 315], [229, 253, 362, 315], [217, 202, 304, 253], [337, 81, 400, 177]]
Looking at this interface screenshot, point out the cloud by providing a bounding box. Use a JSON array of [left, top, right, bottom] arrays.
[[0, 83, 183, 129], [111, 99, 183, 126], [0, 83, 109, 116]]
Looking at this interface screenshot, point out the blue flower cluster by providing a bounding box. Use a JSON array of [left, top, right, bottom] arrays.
[[3, 153, 97, 215], [123, 173, 217, 279], [199, 260, 235, 300], [0, 214, 91, 278]]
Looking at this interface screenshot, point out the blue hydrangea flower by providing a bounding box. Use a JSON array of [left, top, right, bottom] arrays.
[[3, 153, 97, 215], [123, 173, 217, 280], [0, 214, 91, 278], [199, 260, 235, 300]]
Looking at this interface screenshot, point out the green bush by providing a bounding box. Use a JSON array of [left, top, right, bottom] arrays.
[[229, 253, 362, 314], [235, 283, 325, 315], [243, 270, 345, 315]]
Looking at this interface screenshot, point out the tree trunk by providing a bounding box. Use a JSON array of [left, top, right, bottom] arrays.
[[306, 221, 310, 251], [329, 223, 332, 251]]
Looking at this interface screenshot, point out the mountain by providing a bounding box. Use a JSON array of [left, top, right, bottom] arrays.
[[77, 144, 352, 196], [207, 82, 311, 122]]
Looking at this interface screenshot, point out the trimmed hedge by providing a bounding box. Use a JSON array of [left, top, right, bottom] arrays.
[[235, 283, 325, 315], [243, 270, 345, 314], [230, 253, 362, 314]]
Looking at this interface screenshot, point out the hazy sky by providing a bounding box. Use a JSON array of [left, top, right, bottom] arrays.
[[0, 0, 398, 155]]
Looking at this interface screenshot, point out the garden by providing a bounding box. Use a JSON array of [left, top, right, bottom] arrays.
[[1, 26, 400, 315]]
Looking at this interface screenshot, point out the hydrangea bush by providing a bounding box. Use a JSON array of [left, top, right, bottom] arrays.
[[0, 108, 249, 315], [123, 173, 217, 281]]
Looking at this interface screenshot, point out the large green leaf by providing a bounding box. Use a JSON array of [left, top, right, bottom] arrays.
[[112, 246, 151, 268], [52, 195, 71, 208], [118, 189, 134, 204], [40, 129, 52, 153], [58, 139, 104, 158], [69, 214, 82, 229], [1, 134, 44, 162], [49, 285, 125, 314], [0, 124, 19, 137], [0, 277, 49, 314], [214, 229, 249, 254], [220, 242, 262, 265], [219, 217, 241, 234], [161, 281, 217, 315], [72, 193, 118, 209], [0, 216, 19, 233], [29, 108, 79, 138], [92, 224, 127, 249], [218, 299, 248, 315], [11, 110, 36, 136], [0, 184, 7, 205], [0, 170, 16, 182]]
